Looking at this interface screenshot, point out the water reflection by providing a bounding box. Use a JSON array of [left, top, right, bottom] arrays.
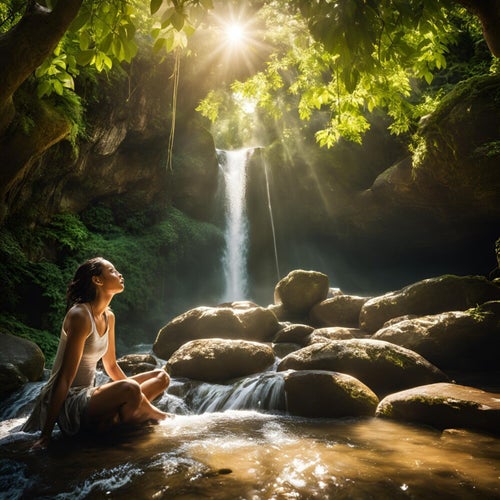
[[1, 411, 498, 498]]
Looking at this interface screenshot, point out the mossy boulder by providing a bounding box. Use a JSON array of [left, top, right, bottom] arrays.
[[309, 295, 370, 328], [165, 338, 275, 382], [153, 305, 280, 360], [284, 369, 379, 418], [277, 338, 448, 397], [360, 275, 500, 334], [308, 327, 359, 345], [117, 353, 158, 376], [372, 300, 500, 370], [376, 382, 500, 435], [273, 324, 314, 345], [0, 333, 45, 398], [274, 270, 329, 316]]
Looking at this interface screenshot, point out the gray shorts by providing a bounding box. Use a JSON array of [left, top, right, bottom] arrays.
[[57, 385, 96, 436]]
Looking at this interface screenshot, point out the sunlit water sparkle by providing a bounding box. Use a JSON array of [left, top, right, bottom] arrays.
[[1, 391, 499, 499]]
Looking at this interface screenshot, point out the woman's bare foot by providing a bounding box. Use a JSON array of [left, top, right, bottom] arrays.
[[130, 395, 168, 424]]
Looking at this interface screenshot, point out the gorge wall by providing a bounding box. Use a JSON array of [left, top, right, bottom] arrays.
[[0, 48, 498, 349]]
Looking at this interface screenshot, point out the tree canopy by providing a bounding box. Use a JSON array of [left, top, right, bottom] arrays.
[[0, 0, 497, 152]]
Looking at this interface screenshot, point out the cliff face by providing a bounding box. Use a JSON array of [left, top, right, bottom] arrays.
[[1, 51, 498, 306], [245, 76, 500, 299], [2, 52, 219, 229]]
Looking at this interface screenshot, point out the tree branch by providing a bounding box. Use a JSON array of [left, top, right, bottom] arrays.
[[0, 0, 83, 134]]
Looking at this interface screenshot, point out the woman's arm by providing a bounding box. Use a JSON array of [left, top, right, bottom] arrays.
[[101, 310, 128, 381], [34, 306, 90, 447]]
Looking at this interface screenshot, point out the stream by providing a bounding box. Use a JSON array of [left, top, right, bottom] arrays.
[[1, 370, 499, 499]]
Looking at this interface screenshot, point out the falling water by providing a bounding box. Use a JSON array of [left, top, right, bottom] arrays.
[[219, 149, 251, 302]]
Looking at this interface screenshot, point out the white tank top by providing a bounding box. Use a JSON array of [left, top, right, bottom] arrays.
[[50, 303, 109, 387]]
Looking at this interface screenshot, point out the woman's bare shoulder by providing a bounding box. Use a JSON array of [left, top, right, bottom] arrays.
[[105, 307, 116, 319], [64, 304, 91, 334]]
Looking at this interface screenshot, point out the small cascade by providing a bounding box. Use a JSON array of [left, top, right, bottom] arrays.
[[180, 372, 287, 414], [0, 380, 45, 421], [218, 148, 252, 302]]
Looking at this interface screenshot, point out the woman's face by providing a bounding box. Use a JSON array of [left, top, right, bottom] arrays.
[[97, 260, 125, 294]]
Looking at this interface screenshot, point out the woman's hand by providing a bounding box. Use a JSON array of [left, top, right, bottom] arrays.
[[31, 434, 51, 450]]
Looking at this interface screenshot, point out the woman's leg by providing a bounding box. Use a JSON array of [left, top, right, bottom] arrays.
[[130, 369, 170, 402], [86, 379, 167, 429]]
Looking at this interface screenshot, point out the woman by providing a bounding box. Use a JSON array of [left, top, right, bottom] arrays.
[[22, 257, 169, 448]]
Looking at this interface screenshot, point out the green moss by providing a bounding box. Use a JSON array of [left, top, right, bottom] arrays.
[[472, 140, 500, 159], [1, 202, 224, 351]]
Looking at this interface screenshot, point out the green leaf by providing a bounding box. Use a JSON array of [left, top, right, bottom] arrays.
[[37, 80, 52, 98], [161, 7, 175, 28], [70, 9, 90, 32], [153, 37, 166, 53], [75, 50, 94, 66], [100, 33, 113, 54], [171, 11, 185, 31], [200, 0, 214, 9], [151, 0, 162, 15], [53, 79, 64, 96]]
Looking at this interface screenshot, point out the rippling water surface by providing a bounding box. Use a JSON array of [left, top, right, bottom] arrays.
[[1, 409, 499, 499]]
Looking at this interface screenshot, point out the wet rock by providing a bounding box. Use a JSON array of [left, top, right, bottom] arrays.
[[273, 324, 314, 346], [165, 338, 275, 382], [277, 339, 448, 397], [266, 304, 288, 322], [308, 327, 359, 345], [360, 275, 500, 333], [372, 301, 500, 370], [0, 333, 44, 398], [309, 295, 370, 328], [117, 354, 158, 376], [376, 382, 500, 435], [217, 301, 259, 309], [284, 370, 379, 418], [274, 270, 329, 316], [272, 342, 302, 359], [153, 306, 280, 360]]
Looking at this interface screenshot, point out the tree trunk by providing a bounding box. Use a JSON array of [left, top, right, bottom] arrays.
[[454, 0, 500, 57], [0, 0, 83, 135]]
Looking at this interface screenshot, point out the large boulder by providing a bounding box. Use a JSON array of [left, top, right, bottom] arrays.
[[372, 301, 500, 370], [274, 270, 329, 316], [153, 305, 280, 360], [117, 353, 158, 376], [309, 295, 370, 328], [165, 338, 275, 382], [0, 333, 45, 398], [277, 339, 448, 397], [273, 324, 314, 346], [360, 275, 500, 334], [284, 370, 379, 418], [376, 383, 500, 435], [308, 327, 359, 345]]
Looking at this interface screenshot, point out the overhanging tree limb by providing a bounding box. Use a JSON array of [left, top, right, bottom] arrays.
[[0, 0, 83, 135]]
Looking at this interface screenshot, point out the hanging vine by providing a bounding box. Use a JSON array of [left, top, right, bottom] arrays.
[[167, 47, 181, 172]]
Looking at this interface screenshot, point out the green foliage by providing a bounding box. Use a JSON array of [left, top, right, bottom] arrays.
[[42, 213, 90, 251], [0, 229, 30, 309], [198, 2, 494, 147], [0, 203, 224, 351]]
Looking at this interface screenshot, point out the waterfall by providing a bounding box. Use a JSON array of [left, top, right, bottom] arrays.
[[219, 149, 252, 302]]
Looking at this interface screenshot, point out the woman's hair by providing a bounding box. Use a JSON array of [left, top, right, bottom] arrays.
[[66, 257, 106, 310]]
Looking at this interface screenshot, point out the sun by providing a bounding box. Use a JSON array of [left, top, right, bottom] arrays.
[[225, 23, 245, 45]]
